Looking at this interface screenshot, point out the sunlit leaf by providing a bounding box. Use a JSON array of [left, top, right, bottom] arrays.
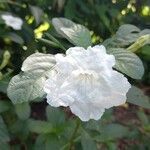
[[7, 72, 46, 104], [7, 53, 56, 104], [52, 18, 92, 48], [21, 52, 55, 75], [108, 48, 144, 79]]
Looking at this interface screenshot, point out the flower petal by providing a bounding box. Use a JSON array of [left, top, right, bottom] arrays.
[[70, 101, 105, 121]]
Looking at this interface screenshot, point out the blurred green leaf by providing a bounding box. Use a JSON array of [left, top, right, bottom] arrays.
[[81, 130, 97, 150], [137, 110, 149, 126], [45, 135, 62, 150], [0, 50, 11, 70], [0, 101, 11, 113], [27, 119, 53, 134], [15, 102, 31, 120], [29, 5, 44, 25], [0, 142, 10, 150], [127, 86, 150, 109], [0, 116, 10, 142], [95, 123, 129, 142], [108, 48, 144, 79], [6, 32, 24, 44], [34, 134, 46, 150], [64, 0, 76, 19], [52, 18, 92, 48], [46, 106, 65, 125], [10, 120, 29, 140]]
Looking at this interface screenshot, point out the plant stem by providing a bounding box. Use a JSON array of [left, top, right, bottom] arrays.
[[68, 119, 80, 150], [127, 34, 150, 52], [0, 0, 23, 8], [61, 119, 81, 150]]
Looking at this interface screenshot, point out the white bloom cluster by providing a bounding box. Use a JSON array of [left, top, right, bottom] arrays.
[[44, 45, 131, 121], [1, 14, 23, 30]]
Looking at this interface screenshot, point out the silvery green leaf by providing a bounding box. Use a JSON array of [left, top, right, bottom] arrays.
[[7, 72, 46, 104], [52, 17, 92, 48], [127, 86, 150, 109], [21, 52, 56, 75], [116, 24, 140, 36], [108, 48, 144, 79], [29, 5, 43, 25], [103, 24, 141, 48], [7, 53, 56, 104], [139, 29, 150, 36]]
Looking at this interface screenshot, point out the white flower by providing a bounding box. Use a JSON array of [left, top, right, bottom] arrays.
[[1, 14, 23, 30], [44, 45, 131, 121]]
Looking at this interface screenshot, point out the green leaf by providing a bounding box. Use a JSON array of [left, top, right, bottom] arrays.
[[30, 5, 43, 25], [0, 142, 10, 150], [52, 18, 92, 48], [127, 86, 150, 109], [21, 52, 55, 74], [6, 32, 24, 44], [34, 134, 46, 150], [0, 101, 11, 113], [27, 119, 53, 134], [45, 135, 61, 150], [0, 50, 11, 70], [95, 123, 129, 142], [103, 24, 141, 48], [108, 48, 144, 79], [7, 53, 56, 104], [137, 110, 149, 126], [46, 106, 65, 125], [15, 102, 31, 120], [7, 72, 46, 104], [116, 24, 140, 46], [0, 116, 10, 142], [0, 73, 12, 93], [10, 120, 29, 140], [81, 130, 97, 150]]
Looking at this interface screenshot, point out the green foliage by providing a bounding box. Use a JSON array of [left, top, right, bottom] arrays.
[[52, 18, 92, 48], [0, 101, 11, 113], [0, 116, 10, 143], [108, 48, 144, 79], [15, 102, 31, 120], [7, 53, 56, 104], [127, 86, 150, 109], [0, 0, 150, 149], [27, 119, 53, 134], [81, 130, 97, 150]]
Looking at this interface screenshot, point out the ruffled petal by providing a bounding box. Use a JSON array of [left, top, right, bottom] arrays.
[[70, 101, 105, 121]]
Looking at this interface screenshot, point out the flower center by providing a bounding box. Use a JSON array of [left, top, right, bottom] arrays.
[[72, 69, 98, 80]]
